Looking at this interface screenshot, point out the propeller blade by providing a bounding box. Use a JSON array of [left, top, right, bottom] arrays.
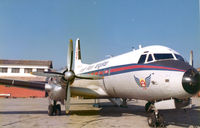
[[76, 74, 103, 80], [31, 71, 63, 77], [190, 50, 193, 67], [65, 82, 71, 114], [67, 39, 73, 71]]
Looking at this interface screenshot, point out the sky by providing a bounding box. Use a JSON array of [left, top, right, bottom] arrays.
[[0, 0, 199, 69]]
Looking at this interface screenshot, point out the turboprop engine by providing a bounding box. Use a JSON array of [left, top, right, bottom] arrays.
[[32, 39, 102, 114], [45, 83, 65, 101]]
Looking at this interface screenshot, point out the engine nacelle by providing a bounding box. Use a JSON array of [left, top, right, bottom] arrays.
[[155, 98, 191, 110], [45, 83, 65, 101]]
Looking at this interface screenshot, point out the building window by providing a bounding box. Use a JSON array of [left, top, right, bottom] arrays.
[[12, 68, 20, 73], [0, 68, 8, 73], [24, 68, 32, 73], [37, 68, 44, 72]]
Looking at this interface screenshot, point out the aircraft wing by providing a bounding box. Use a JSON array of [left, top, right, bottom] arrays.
[[0, 78, 109, 99], [71, 86, 109, 99], [0, 78, 45, 90]]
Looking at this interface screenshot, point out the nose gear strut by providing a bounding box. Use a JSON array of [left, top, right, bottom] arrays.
[[145, 102, 165, 127]]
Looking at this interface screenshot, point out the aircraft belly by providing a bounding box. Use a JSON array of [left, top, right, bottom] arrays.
[[103, 70, 186, 101]]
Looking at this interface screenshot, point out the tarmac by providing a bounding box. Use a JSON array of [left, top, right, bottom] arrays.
[[0, 97, 199, 128]]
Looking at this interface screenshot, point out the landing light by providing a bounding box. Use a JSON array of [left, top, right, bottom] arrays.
[[184, 77, 191, 81]]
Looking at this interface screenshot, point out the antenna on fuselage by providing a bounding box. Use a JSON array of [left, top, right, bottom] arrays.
[[132, 47, 135, 51], [105, 55, 113, 58]]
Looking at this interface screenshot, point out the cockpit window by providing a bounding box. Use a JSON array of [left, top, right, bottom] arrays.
[[138, 54, 146, 64], [154, 54, 174, 60], [175, 54, 184, 61], [147, 54, 153, 62]]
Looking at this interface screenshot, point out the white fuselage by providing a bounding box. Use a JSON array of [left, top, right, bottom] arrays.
[[72, 45, 193, 101]]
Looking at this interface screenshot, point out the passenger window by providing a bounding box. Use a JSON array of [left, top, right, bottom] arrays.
[[147, 54, 153, 62], [138, 54, 147, 64]]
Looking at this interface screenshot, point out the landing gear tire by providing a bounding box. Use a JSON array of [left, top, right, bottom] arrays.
[[147, 113, 156, 127], [147, 112, 165, 127], [48, 105, 54, 116], [157, 114, 165, 127], [48, 100, 62, 116], [55, 104, 61, 116]]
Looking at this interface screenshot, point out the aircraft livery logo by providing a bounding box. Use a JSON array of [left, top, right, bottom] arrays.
[[134, 75, 151, 89]]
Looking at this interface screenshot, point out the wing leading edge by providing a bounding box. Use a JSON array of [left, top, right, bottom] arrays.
[[0, 78, 45, 90]]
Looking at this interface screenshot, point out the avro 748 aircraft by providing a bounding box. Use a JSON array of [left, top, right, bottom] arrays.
[[0, 38, 200, 127]]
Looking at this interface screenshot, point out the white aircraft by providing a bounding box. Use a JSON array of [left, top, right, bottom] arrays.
[[0, 38, 199, 127]]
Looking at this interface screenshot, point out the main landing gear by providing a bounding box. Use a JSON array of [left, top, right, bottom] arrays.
[[93, 99, 100, 108], [48, 100, 61, 116], [145, 102, 165, 127]]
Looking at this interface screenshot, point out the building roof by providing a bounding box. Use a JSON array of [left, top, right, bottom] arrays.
[[0, 59, 53, 68]]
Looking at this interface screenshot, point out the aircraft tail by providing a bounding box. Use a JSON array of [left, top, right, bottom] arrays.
[[74, 38, 88, 73]]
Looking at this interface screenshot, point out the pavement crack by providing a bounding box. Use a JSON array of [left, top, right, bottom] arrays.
[[1, 116, 39, 127], [80, 117, 108, 128]]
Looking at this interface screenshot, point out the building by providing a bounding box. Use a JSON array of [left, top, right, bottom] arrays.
[[0, 59, 52, 78], [0, 59, 53, 98]]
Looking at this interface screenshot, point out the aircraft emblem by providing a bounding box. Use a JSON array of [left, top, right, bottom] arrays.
[[134, 74, 151, 89]]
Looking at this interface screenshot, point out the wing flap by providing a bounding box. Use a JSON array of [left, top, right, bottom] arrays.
[[71, 86, 108, 99]]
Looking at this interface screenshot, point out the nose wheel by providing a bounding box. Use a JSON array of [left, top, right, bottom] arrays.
[[48, 100, 61, 116], [147, 112, 164, 127], [145, 102, 165, 127]]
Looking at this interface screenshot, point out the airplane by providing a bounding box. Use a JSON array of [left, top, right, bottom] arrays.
[[0, 38, 200, 127]]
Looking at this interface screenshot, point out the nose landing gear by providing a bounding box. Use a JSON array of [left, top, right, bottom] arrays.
[[145, 102, 165, 127], [48, 100, 61, 116], [147, 111, 164, 127]]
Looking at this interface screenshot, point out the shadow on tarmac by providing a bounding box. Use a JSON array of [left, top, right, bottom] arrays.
[[0, 102, 199, 127], [0, 110, 47, 114], [161, 106, 200, 127]]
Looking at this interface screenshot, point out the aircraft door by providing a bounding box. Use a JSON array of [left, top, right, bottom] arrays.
[[102, 68, 109, 92], [103, 68, 117, 97]]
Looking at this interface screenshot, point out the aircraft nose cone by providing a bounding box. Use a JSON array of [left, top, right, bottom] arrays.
[[182, 68, 200, 94]]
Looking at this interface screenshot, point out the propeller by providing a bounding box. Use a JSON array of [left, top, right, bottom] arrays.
[[189, 50, 193, 67], [63, 39, 74, 114], [31, 39, 102, 114]]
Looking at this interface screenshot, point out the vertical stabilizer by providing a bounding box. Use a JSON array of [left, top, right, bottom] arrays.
[[75, 38, 81, 61], [74, 38, 87, 73]]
